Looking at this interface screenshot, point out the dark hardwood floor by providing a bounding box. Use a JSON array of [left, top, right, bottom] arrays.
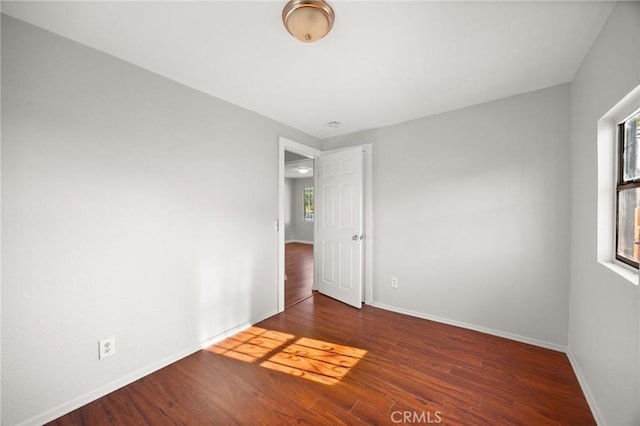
[[49, 294, 594, 425], [285, 242, 313, 308]]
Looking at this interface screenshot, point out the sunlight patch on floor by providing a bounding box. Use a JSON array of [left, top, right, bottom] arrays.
[[207, 327, 367, 385], [207, 326, 294, 363], [260, 337, 367, 385]]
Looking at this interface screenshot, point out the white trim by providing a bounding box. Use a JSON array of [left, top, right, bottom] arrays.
[[369, 301, 567, 352], [599, 260, 638, 285], [596, 117, 618, 264], [608, 86, 640, 125], [22, 309, 278, 426], [596, 84, 640, 286], [198, 312, 278, 349], [278, 137, 322, 313], [363, 144, 373, 305], [285, 240, 313, 245], [22, 349, 202, 426], [279, 139, 373, 308], [566, 351, 606, 425]]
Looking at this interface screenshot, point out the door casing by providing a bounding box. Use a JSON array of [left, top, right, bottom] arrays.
[[278, 137, 373, 312]]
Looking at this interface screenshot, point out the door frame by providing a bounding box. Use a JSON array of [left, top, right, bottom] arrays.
[[278, 137, 322, 312], [278, 137, 373, 313]]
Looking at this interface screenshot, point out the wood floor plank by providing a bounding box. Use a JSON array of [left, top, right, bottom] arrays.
[[285, 242, 313, 308], [99, 387, 150, 425], [48, 294, 594, 425], [308, 397, 368, 426]]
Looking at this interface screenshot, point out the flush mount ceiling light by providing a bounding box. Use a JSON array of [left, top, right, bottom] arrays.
[[282, 0, 335, 43], [296, 167, 312, 174]]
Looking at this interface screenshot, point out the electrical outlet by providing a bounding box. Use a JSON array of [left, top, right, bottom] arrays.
[[390, 277, 399, 288], [99, 336, 115, 360]]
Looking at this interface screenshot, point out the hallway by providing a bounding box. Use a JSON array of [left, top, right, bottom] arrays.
[[285, 242, 313, 308]]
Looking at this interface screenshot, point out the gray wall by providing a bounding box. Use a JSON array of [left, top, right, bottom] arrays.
[[568, 2, 640, 424], [4, 3, 640, 424], [1, 15, 320, 425], [324, 84, 572, 348], [284, 177, 294, 240], [291, 178, 314, 243]]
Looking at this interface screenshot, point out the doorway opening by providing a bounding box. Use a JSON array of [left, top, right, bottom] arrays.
[[284, 242, 314, 308], [278, 138, 322, 312], [284, 150, 316, 308], [278, 137, 373, 313]]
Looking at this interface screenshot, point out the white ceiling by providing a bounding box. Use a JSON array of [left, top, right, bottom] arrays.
[[285, 151, 313, 178], [1, 1, 614, 139], [285, 158, 314, 178]]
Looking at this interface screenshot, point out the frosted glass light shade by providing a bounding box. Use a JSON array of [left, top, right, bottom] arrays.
[[282, 0, 335, 43]]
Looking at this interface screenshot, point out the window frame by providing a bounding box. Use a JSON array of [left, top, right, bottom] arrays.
[[615, 111, 640, 269]]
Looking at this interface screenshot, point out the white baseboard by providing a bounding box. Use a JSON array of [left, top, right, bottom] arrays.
[[370, 302, 606, 422], [23, 346, 202, 426], [285, 240, 313, 245], [566, 351, 605, 425], [24, 309, 279, 426], [369, 301, 567, 352]]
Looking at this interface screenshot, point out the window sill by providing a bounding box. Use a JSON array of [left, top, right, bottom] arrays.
[[599, 260, 639, 286]]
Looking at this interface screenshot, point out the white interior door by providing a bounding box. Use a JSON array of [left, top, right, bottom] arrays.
[[315, 147, 363, 308]]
